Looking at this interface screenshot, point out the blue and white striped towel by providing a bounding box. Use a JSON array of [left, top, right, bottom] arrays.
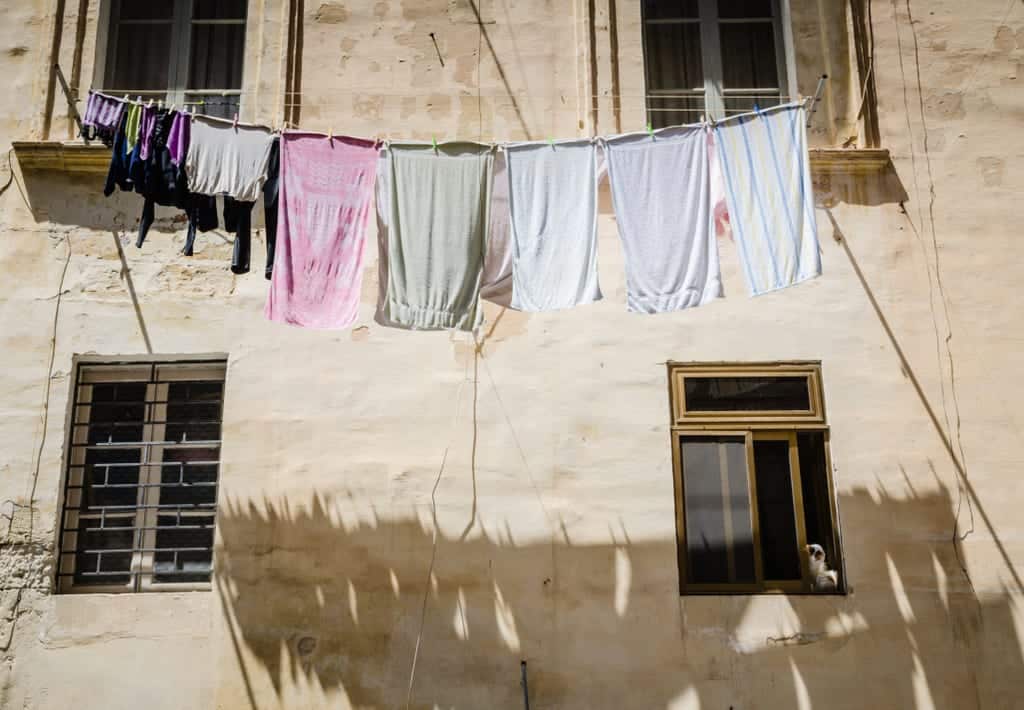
[[714, 103, 821, 296]]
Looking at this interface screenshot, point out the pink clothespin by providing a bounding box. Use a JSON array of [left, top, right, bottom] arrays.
[[232, 113, 239, 129]]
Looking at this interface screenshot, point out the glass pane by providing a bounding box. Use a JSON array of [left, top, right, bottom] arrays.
[[165, 381, 223, 443], [154, 514, 214, 583], [85, 382, 147, 443], [681, 436, 756, 585], [644, 0, 699, 19], [798, 432, 840, 590], [644, 22, 703, 91], [185, 93, 240, 120], [192, 0, 247, 20], [753, 439, 801, 580], [188, 23, 245, 91], [648, 94, 705, 129], [160, 447, 219, 508], [110, 23, 172, 92], [81, 448, 142, 509], [720, 22, 779, 90], [119, 4, 174, 21], [684, 376, 811, 412], [74, 518, 134, 585], [723, 92, 781, 115], [719, 0, 773, 19]]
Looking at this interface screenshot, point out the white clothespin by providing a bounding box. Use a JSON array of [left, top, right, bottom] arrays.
[[147, 98, 154, 108], [232, 112, 239, 129], [170, 103, 176, 113], [122, 94, 129, 104], [191, 104, 197, 121], [135, 96, 142, 105], [328, 126, 334, 141]]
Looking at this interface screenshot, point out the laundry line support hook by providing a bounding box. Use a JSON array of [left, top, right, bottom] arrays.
[[807, 73, 829, 128]]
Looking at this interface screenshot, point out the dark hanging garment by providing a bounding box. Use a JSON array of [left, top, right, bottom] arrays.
[[182, 194, 219, 256], [262, 137, 281, 279], [136, 109, 183, 248], [103, 112, 133, 196], [223, 197, 255, 275]]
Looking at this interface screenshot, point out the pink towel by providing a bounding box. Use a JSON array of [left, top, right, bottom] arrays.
[[265, 132, 379, 329]]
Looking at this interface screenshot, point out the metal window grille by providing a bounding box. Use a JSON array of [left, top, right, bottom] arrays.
[[56, 360, 227, 593]]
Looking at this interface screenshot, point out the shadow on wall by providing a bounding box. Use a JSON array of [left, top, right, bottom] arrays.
[[216, 484, 1023, 709]]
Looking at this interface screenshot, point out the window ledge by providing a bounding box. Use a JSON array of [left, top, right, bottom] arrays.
[[808, 148, 891, 175], [13, 141, 110, 174]]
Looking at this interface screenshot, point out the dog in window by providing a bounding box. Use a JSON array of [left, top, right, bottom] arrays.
[[807, 543, 838, 592]]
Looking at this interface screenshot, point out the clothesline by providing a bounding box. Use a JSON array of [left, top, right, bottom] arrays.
[[84, 89, 822, 334]]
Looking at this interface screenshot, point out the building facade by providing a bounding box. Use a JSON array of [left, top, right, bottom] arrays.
[[1, 1, 1022, 707]]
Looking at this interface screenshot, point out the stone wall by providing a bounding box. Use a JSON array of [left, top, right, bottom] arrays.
[[1, 1, 1023, 708]]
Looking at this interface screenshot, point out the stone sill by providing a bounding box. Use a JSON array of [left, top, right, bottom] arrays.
[[13, 141, 892, 177], [13, 141, 111, 173]]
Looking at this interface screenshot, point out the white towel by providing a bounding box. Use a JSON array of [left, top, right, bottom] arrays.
[[376, 142, 492, 331], [479, 151, 514, 307], [713, 103, 821, 296], [604, 125, 722, 313], [497, 140, 602, 311]]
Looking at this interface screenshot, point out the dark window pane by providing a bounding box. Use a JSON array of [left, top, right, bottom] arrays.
[[684, 376, 810, 412], [165, 381, 223, 443], [85, 382, 147, 443], [798, 432, 839, 588], [644, 22, 703, 91], [185, 93, 240, 120], [110, 23, 172, 92], [720, 22, 779, 90], [681, 436, 755, 585], [81, 448, 142, 509], [193, 0, 247, 20], [188, 24, 245, 90], [648, 94, 705, 129], [644, 0, 699, 19], [160, 447, 219, 507], [753, 440, 801, 580], [719, 0, 773, 19], [119, 4, 174, 20], [74, 521, 134, 585], [723, 92, 781, 114], [154, 514, 214, 583]]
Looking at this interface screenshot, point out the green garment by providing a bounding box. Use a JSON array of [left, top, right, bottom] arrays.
[[379, 142, 493, 331], [124, 103, 142, 155]]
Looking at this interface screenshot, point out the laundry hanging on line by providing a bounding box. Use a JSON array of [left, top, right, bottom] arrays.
[[82, 90, 822, 330]]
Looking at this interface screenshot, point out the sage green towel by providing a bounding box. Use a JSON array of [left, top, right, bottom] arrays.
[[378, 142, 493, 331]]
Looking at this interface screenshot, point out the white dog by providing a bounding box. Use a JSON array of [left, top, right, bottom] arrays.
[[807, 543, 838, 592]]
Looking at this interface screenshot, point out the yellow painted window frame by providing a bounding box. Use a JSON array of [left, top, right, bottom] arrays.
[[667, 362, 842, 595]]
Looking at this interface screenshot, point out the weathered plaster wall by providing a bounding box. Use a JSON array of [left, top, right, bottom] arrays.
[[1, 1, 1023, 708]]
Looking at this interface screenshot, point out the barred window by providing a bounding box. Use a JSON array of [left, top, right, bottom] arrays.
[[57, 360, 226, 593]]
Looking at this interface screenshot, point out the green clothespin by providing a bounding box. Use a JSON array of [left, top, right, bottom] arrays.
[[548, 137, 555, 148], [432, 137, 438, 153], [646, 122, 654, 138]]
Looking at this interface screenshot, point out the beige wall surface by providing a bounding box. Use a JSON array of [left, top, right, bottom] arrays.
[[1, 1, 1023, 708]]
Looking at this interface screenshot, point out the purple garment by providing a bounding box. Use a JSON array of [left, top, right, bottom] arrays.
[[167, 111, 191, 166], [82, 91, 124, 132], [138, 105, 159, 160]]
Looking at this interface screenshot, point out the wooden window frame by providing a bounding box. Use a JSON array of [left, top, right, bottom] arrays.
[[640, 0, 798, 122], [56, 357, 227, 595], [94, 0, 248, 111], [667, 361, 844, 595]]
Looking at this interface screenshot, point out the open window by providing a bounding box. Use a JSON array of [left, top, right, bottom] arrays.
[[641, 0, 794, 126], [668, 363, 844, 594], [96, 0, 247, 119]]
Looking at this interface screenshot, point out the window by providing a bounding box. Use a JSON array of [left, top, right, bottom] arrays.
[[641, 0, 792, 127], [56, 360, 226, 593], [668, 363, 843, 594], [98, 0, 247, 119]]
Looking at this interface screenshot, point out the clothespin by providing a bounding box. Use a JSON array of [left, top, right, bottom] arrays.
[[328, 126, 334, 141], [232, 112, 239, 129], [191, 104, 197, 121], [122, 94, 129, 104], [753, 102, 761, 114], [548, 137, 555, 148], [646, 122, 654, 139], [136, 96, 142, 105], [432, 137, 438, 153], [170, 103, 176, 113], [147, 98, 154, 108], [157, 99, 163, 110]]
